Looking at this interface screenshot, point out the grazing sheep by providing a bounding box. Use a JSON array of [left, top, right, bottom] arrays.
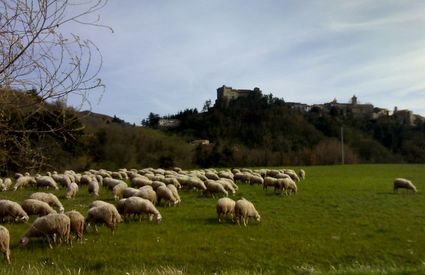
[[35, 176, 59, 190], [162, 177, 181, 189], [51, 173, 72, 188], [299, 169, 306, 180], [284, 169, 300, 182], [122, 187, 140, 198], [216, 197, 236, 223], [167, 184, 181, 205], [0, 200, 29, 223], [134, 187, 158, 205], [65, 210, 85, 240], [19, 213, 71, 248], [263, 177, 278, 190], [0, 225, 10, 264], [156, 186, 178, 206], [88, 200, 122, 224], [393, 178, 417, 193], [21, 199, 57, 217], [131, 176, 152, 188], [275, 178, 297, 195], [29, 192, 64, 213], [103, 178, 124, 190], [66, 182, 79, 199], [152, 181, 166, 190], [249, 174, 264, 186], [117, 197, 162, 223], [88, 179, 100, 196], [85, 206, 121, 234], [0, 178, 12, 192], [204, 180, 228, 198], [217, 179, 237, 195], [13, 175, 36, 190], [205, 171, 220, 180], [235, 198, 261, 226], [112, 182, 128, 200]]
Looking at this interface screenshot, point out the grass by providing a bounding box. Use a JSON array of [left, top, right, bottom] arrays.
[[0, 164, 424, 274]]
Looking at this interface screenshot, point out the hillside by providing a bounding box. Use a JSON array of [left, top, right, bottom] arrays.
[[160, 89, 425, 167]]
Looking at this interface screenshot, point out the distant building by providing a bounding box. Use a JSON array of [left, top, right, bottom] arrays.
[[158, 118, 181, 129], [286, 102, 312, 112], [191, 139, 210, 145], [216, 85, 258, 106], [392, 108, 415, 126]]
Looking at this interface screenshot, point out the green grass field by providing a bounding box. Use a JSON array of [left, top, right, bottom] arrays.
[[0, 164, 424, 274]]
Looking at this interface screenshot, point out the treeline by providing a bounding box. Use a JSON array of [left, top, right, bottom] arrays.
[[165, 91, 425, 167]]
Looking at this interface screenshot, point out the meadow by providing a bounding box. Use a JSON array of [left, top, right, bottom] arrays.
[[0, 164, 424, 274]]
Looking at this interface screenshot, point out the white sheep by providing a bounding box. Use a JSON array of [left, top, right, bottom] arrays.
[[112, 181, 128, 200], [393, 178, 417, 193], [0, 200, 29, 223], [248, 174, 264, 186], [35, 176, 59, 190], [65, 210, 85, 240], [122, 187, 140, 198], [51, 173, 72, 188], [88, 179, 100, 196], [0, 225, 10, 264], [21, 199, 57, 217], [156, 185, 178, 206], [13, 175, 36, 190], [131, 176, 152, 188], [235, 198, 261, 226], [19, 213, 71, 248], [85, 205, 121, 234], [284, 169, 300, 182], [299, 169, 306, 180], [88, 200, 122, 224], [66, 182, 79, 199], [29, 192, 64, 213], [0, 178, 12, 192], [216, 197, 236, 223], [117, 197, 162, 223], [166, 184, 181, 205], [134, 187, 158, 205], [204, 180, 228, 198], [275, 178, 297, 195], [217, 179, 237, 195], [263, 176, 278, 190]]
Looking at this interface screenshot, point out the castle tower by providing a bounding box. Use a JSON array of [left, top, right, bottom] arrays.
[[351, 95, 357, 105]]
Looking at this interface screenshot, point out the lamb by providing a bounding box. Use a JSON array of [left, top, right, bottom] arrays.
[[112, 181, 128, 200], [204, 180, 228, 198], [0, 200, 29, 223], [85, 205, 121, 234], [65, 210, 85, 240], [156, 185, 178, 206], [117, 197, 162, 223], [35, 176, 59, 190], [21, 199, 57, 217], [19, 213, 71, 248], [216, 197, 236, 223], [29, 192, 64, 213], [393, 178, 417, 193], [0, 225, 10, 264], [234, 198, 261, 226], [13, 175, 36, 190], [66, 182, 79, 199]]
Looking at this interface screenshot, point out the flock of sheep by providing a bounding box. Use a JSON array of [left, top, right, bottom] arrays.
[[0, 167, 304, 264], [0, 166, 417, 265]]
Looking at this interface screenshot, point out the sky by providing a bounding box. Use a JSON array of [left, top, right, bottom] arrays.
[[67, 0, 425, 124]]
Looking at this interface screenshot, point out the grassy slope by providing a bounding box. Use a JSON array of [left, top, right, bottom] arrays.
[[0, 164, 424, 274]]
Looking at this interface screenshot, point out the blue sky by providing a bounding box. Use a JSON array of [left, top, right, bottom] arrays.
[[67, 1, 425, 124]]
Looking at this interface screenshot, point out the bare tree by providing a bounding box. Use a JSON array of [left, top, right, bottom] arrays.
[[0, 0, 110, 173]]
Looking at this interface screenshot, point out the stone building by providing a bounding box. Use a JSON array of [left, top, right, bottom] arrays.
[[216, 85, 257, 106]]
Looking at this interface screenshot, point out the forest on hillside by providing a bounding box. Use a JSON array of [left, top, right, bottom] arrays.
[[161, 90, 425, 167]]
